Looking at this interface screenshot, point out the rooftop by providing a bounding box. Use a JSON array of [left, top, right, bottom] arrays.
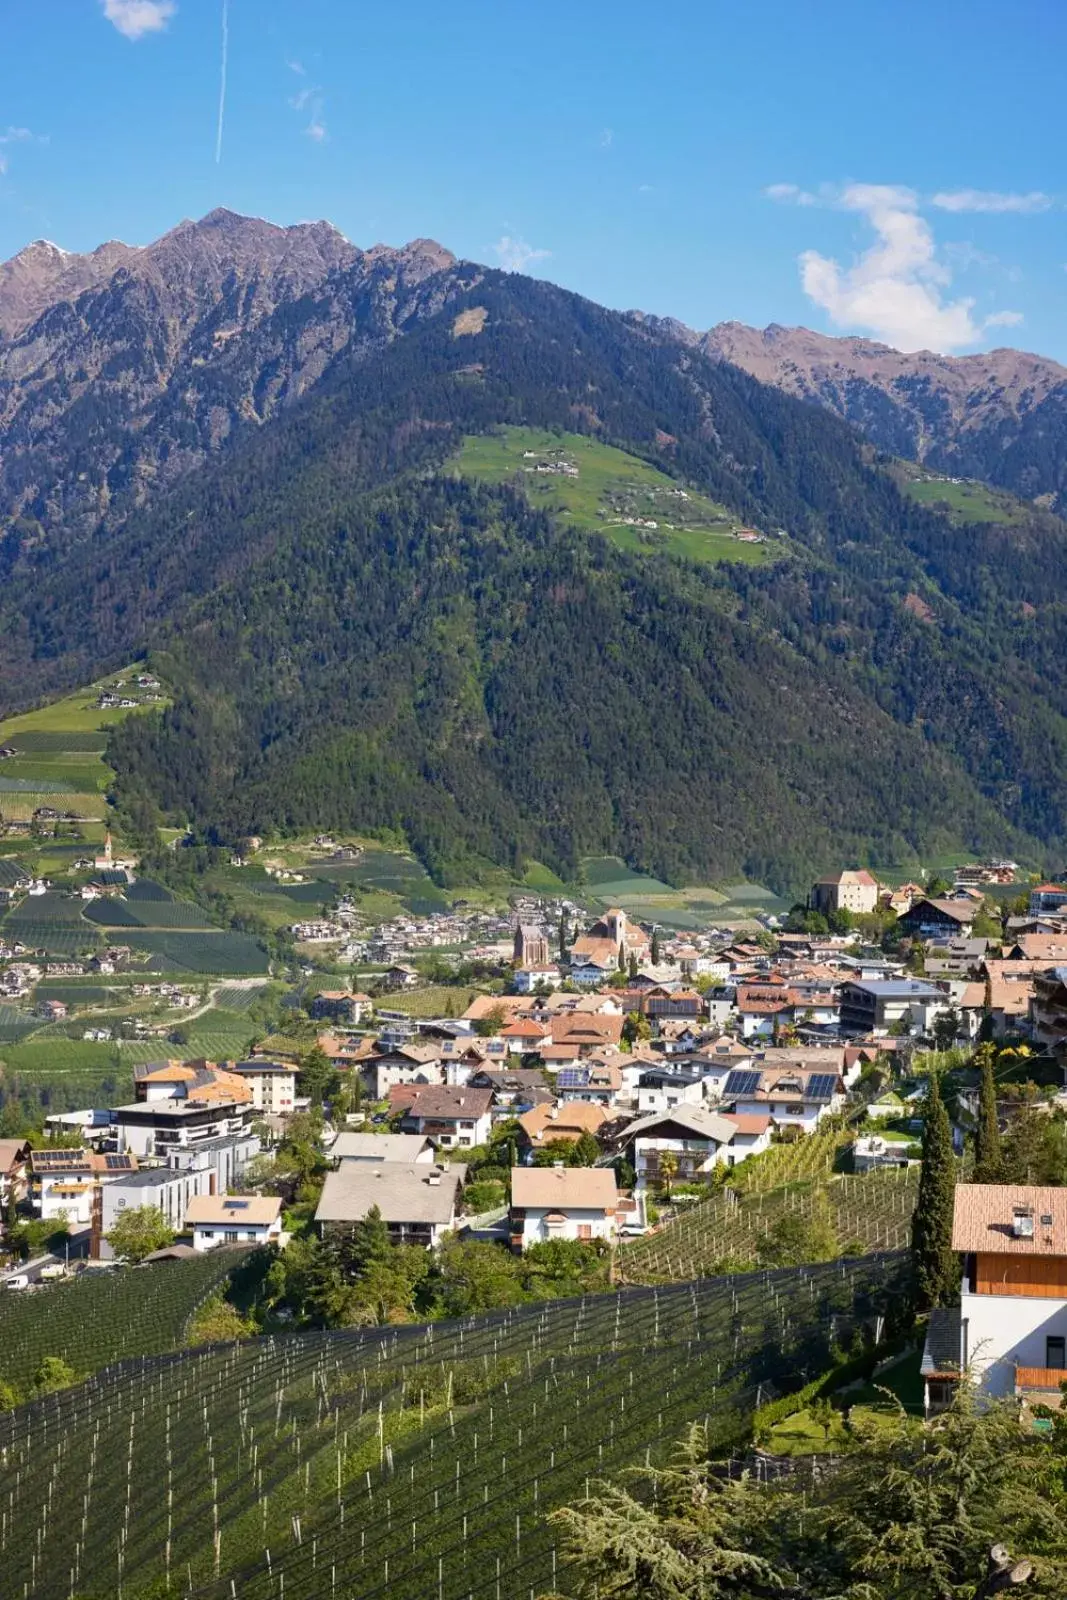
[[952, 1183, 1067, 1255], [510, 1166, 618, 1210], [185, 1194, 281, 1227], [315, 1162, 465, 1226]]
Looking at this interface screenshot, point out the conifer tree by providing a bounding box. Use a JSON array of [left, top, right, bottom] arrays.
[[911, 1072, 958, 1309], [973, 1043, 1002, 1185], [651, 927, 661, 966], [558, 911, 568, 962]]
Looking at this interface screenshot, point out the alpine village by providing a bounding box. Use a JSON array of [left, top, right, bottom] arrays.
[[6, 197, 1067, 1598]]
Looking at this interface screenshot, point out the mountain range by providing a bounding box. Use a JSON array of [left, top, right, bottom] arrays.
[[3, 209, 1067, 893]]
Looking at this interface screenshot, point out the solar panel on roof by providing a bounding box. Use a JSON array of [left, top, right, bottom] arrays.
[[556, 1067, 590, 1089], [807, 1073, 839, 1102], [104, 1154, 134, 1170], [723, 1069, 761, 1097]]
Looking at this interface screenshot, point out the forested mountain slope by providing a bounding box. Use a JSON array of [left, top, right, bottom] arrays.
[[5, 258, 1067, 889]]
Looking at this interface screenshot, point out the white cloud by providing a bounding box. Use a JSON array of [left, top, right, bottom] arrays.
[[985, 309, 1025, 327], [493, 236, 552, 273], [288, 59, 306, 76], [289, 85, 327, 142], [789, 182, 1022, 352], [100, 0, 176, 40], [764, 182, 818, 206], [931, 188, 1052, 214], [0, 126, 46, 177], [599, 128, 613, 149]]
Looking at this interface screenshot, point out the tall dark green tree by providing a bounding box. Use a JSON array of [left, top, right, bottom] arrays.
[[558, 912, 568, 962], [972, 1043, 1002, 1185], [650, 927, 661, 966], [911, 1071, 959, 1310]]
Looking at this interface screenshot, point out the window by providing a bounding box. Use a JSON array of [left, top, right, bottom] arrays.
[[577, 1224, 592, 1241], [1047, 1337, 1066, 1370]]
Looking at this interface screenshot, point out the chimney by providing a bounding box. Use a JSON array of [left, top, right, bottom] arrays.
[[552, 1160, 565, 1170], [428, 1171, 442, 1186]]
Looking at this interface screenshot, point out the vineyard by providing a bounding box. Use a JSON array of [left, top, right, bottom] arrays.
[[0, 1252, 243, 1392], [0, 1252, 909, 1600], [619, 1166, 919, 1283]]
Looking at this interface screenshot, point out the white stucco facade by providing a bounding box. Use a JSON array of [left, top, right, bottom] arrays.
[[962, 1285, 1067, 1398]]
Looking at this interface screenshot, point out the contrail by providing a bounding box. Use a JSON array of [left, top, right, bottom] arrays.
[[214, 0, 229, 164]]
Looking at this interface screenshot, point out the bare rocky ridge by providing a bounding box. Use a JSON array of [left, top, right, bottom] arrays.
[[0, 208, 459, 548], [629, 312, 1067, 505]]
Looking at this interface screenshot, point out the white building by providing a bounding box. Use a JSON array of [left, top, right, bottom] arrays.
[[232, 1059, 297, 1117], [509, 1166, 618, 1250], [315, 1161, 465, 1248], [937, 1184, 1067, 1404], [185, 1194, 284, 1251], [626, 1105, 772, 1190]]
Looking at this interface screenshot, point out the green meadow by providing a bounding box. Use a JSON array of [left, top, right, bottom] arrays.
[[454, 427, 777, 566]]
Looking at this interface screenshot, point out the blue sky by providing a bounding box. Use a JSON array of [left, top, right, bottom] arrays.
[[2, 0, 1065, 357]]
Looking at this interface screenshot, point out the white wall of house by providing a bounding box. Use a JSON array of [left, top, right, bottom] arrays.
[[636, 1080, 704, 1115], [738, 1013, 777, 1040], [238, 1070, 297, 1115], [516, 1204, 616, 1249], [191, 1218, 282, 1251], [39, 1178, 96, 1225], [962, 1286, 1067, 1398], [633, 1135, 723, 1188]]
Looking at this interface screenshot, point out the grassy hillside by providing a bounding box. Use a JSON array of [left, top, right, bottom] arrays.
[[0, 668, 167, 858], [895, 467, 1030, 525], [454, 426, 777, 565]]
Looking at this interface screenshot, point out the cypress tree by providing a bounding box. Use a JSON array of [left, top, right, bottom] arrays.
[[911, 1072, 958, 1309], [972, 1044, 1002, 1185], [651, 927, 661, 966]]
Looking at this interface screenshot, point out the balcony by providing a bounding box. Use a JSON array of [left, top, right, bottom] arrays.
[[1015, 1366, 1067, 1397]]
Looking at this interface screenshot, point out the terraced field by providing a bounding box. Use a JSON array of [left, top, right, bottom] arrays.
[[0, 1253, 908, 1600], [0, 1251, 245, 1392], [620, 1166, 918, 1284]]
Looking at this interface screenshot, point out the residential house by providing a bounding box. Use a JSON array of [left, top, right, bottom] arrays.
[[625, 1106, 771, 1189], [361, 1045, 445, 1101], [721, 1063, 845, 1132], [384, 964, 420, 990], [133, 1059, 254, 1108], [185, 1194, 283, 1251], [1030, 968, 1067, 1051], [517, 1101, 609, 1154], [330, 1132, 436, 1163], [0, 1138, 31, 1208], [811, 870, 880, 917], [838, 979, 946, 1037], [644, 988, 705, 1022], [635, 1064, 707, 1116], [513, 964, 563, 993], [734, 983, 794, 1040], [547, 1013, 624, 1057], [509, 1166, 618, 1250], [316, 1160, 465, 1247], [897, 899, 979, 940], [231, 1059, 297, 1117], [466, 1067, 549, 1109], [499, 1018, 549, 1055], [30, 1148, 138, 1224], [1030, 885, 1067, 918], [553, 1062, 622, 1106], [400, 1087, 494, 1149], [930, 1183, 1067, 1404], [310, 991, 375, 1025]]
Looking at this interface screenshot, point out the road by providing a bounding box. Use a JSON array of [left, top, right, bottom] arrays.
[[3, 1225, 92, 1286]]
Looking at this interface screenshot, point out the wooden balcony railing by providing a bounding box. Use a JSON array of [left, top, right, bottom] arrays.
[[1015, 1366, 1067, 1392]]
